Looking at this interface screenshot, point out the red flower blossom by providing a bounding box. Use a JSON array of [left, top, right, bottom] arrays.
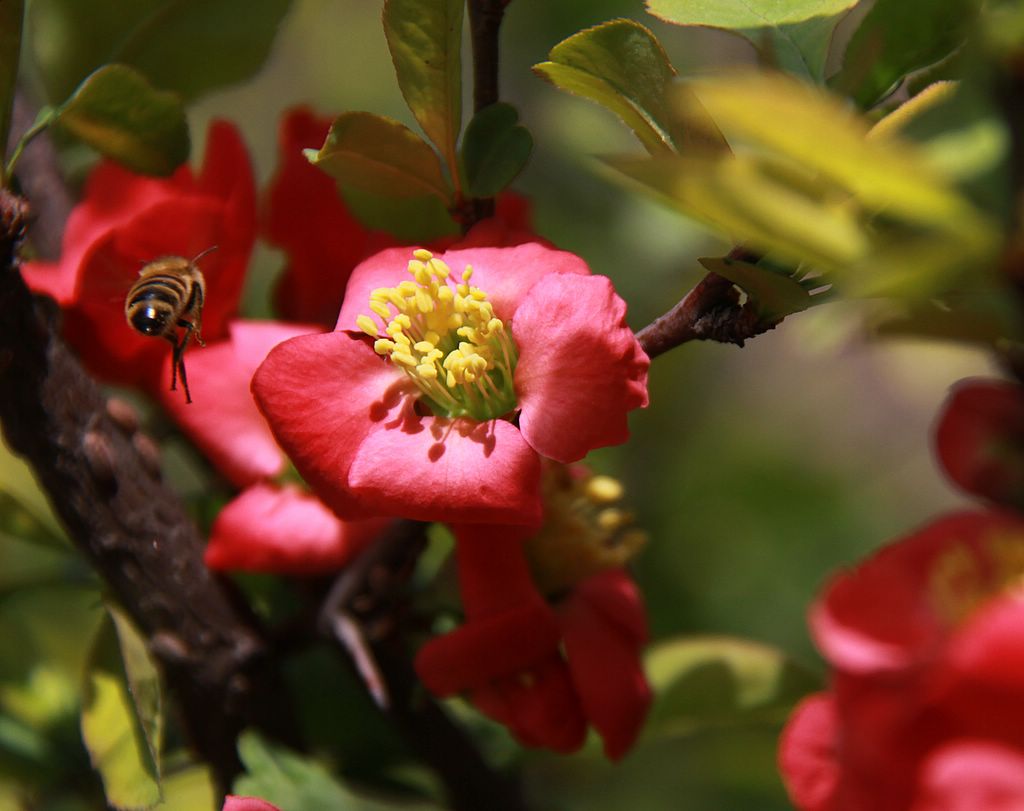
[[252, 243, 649, 525], [414, 524, 650, 759], [935, 378, 1024, 509], [779, 510, 1024, 811], [262, 107, 396, 328], [157, 320, 389, 574], [23, 121, 256, 390]]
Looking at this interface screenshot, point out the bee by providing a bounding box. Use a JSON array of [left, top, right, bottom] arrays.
[[124, 247, 216, 404]]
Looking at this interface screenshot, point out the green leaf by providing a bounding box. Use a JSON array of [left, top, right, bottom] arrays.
[[0, 437, 67, 545], [533, 19, 724, 155], [698, 256, 814, 320], [0, 0, 23, 163], [154, 764, 216, 811], [682, 73, 991, 234], [603, 153, 870, 271], [55, 64, 189, 177], [235, 732, 443, 811], [460, 103, 533, 198], [383, 0, 463, 183], [308, 112, 452, 203], [646, 0, 859, 80], [644, 635, 821, 738], [28, 0, 294, 103], [81, 606, 163, 811], [338, 186, 459, 244], [831, 0, 979, 108]]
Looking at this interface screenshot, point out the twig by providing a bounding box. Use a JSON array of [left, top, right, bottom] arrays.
[[635, 271, 778, 358], [320, 520, 528, 811], [465, 0, 508, 225]]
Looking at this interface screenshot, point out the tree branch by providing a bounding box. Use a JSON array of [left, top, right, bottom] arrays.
[[321, 520, 528, 811], [465, 0, 508, 225], [0, 190, 296, 794], [635, 271, 779, 359]]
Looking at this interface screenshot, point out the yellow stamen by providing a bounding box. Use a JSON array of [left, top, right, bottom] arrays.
[[357, 249, 519, 421]]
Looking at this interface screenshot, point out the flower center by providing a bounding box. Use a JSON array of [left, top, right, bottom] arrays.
[[524, 463, 647, 597], [356, 249, 519, 421], [929, 530, 1024, 626]]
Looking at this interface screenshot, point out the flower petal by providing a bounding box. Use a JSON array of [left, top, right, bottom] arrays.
[[252, 331, 406, 519], [811, 510, 1024, 675], [559, 570, 651, 760], [205, 484, 389, 574], [935, 378, 1024, 507], [778, 693, 841, 811], [415, 600, 562, 694], [263, 107, 396, 327], [515, 273, 649, 463], [451, 524, 538, 618], [223, 797, 281, 811], [335, 241, 590, 332], [912, 740, 1024, 811], [472, 658, 587, 753], [159, 323, 321, 486], [348, 415, 543, 525]]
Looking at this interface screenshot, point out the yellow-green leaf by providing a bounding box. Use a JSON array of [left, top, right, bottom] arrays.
[[56, 64, 189, 177], [644, 635, 820, 738], [383, 0, 463, 183], [699, 256, 814, 320], [603, 153, 869, 271], [646, 0, 859, 80], [155, 764, 217, 811], [681, 73, 986, 232], [533, 19, 717, 155], [307, 111, 452, 203], [81, 606, 163, 811]]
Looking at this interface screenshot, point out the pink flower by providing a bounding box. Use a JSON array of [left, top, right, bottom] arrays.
[[158, 320, 389, 574], [23, 121, 255, 390], [262, 107, 397, 328], [252, 243, 649, 525], [414, 524, 650, 759], [779, 510, 1024, 811], [935, 378, 1024, 509]]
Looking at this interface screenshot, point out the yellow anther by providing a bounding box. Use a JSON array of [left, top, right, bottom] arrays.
[[356, 314, 379, 337], [597, 508, 628, 531], [415, 289, 433, 313], [586, 475, 624, 504], [358, 249, 518, 421]]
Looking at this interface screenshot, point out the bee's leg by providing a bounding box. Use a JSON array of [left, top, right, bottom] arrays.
[[193, 286, 206, 347], [163, 333, 180, 393], [173, 320, 196, 404]]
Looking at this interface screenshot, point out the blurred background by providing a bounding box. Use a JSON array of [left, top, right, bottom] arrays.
[[4, 0, 997, 808]]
